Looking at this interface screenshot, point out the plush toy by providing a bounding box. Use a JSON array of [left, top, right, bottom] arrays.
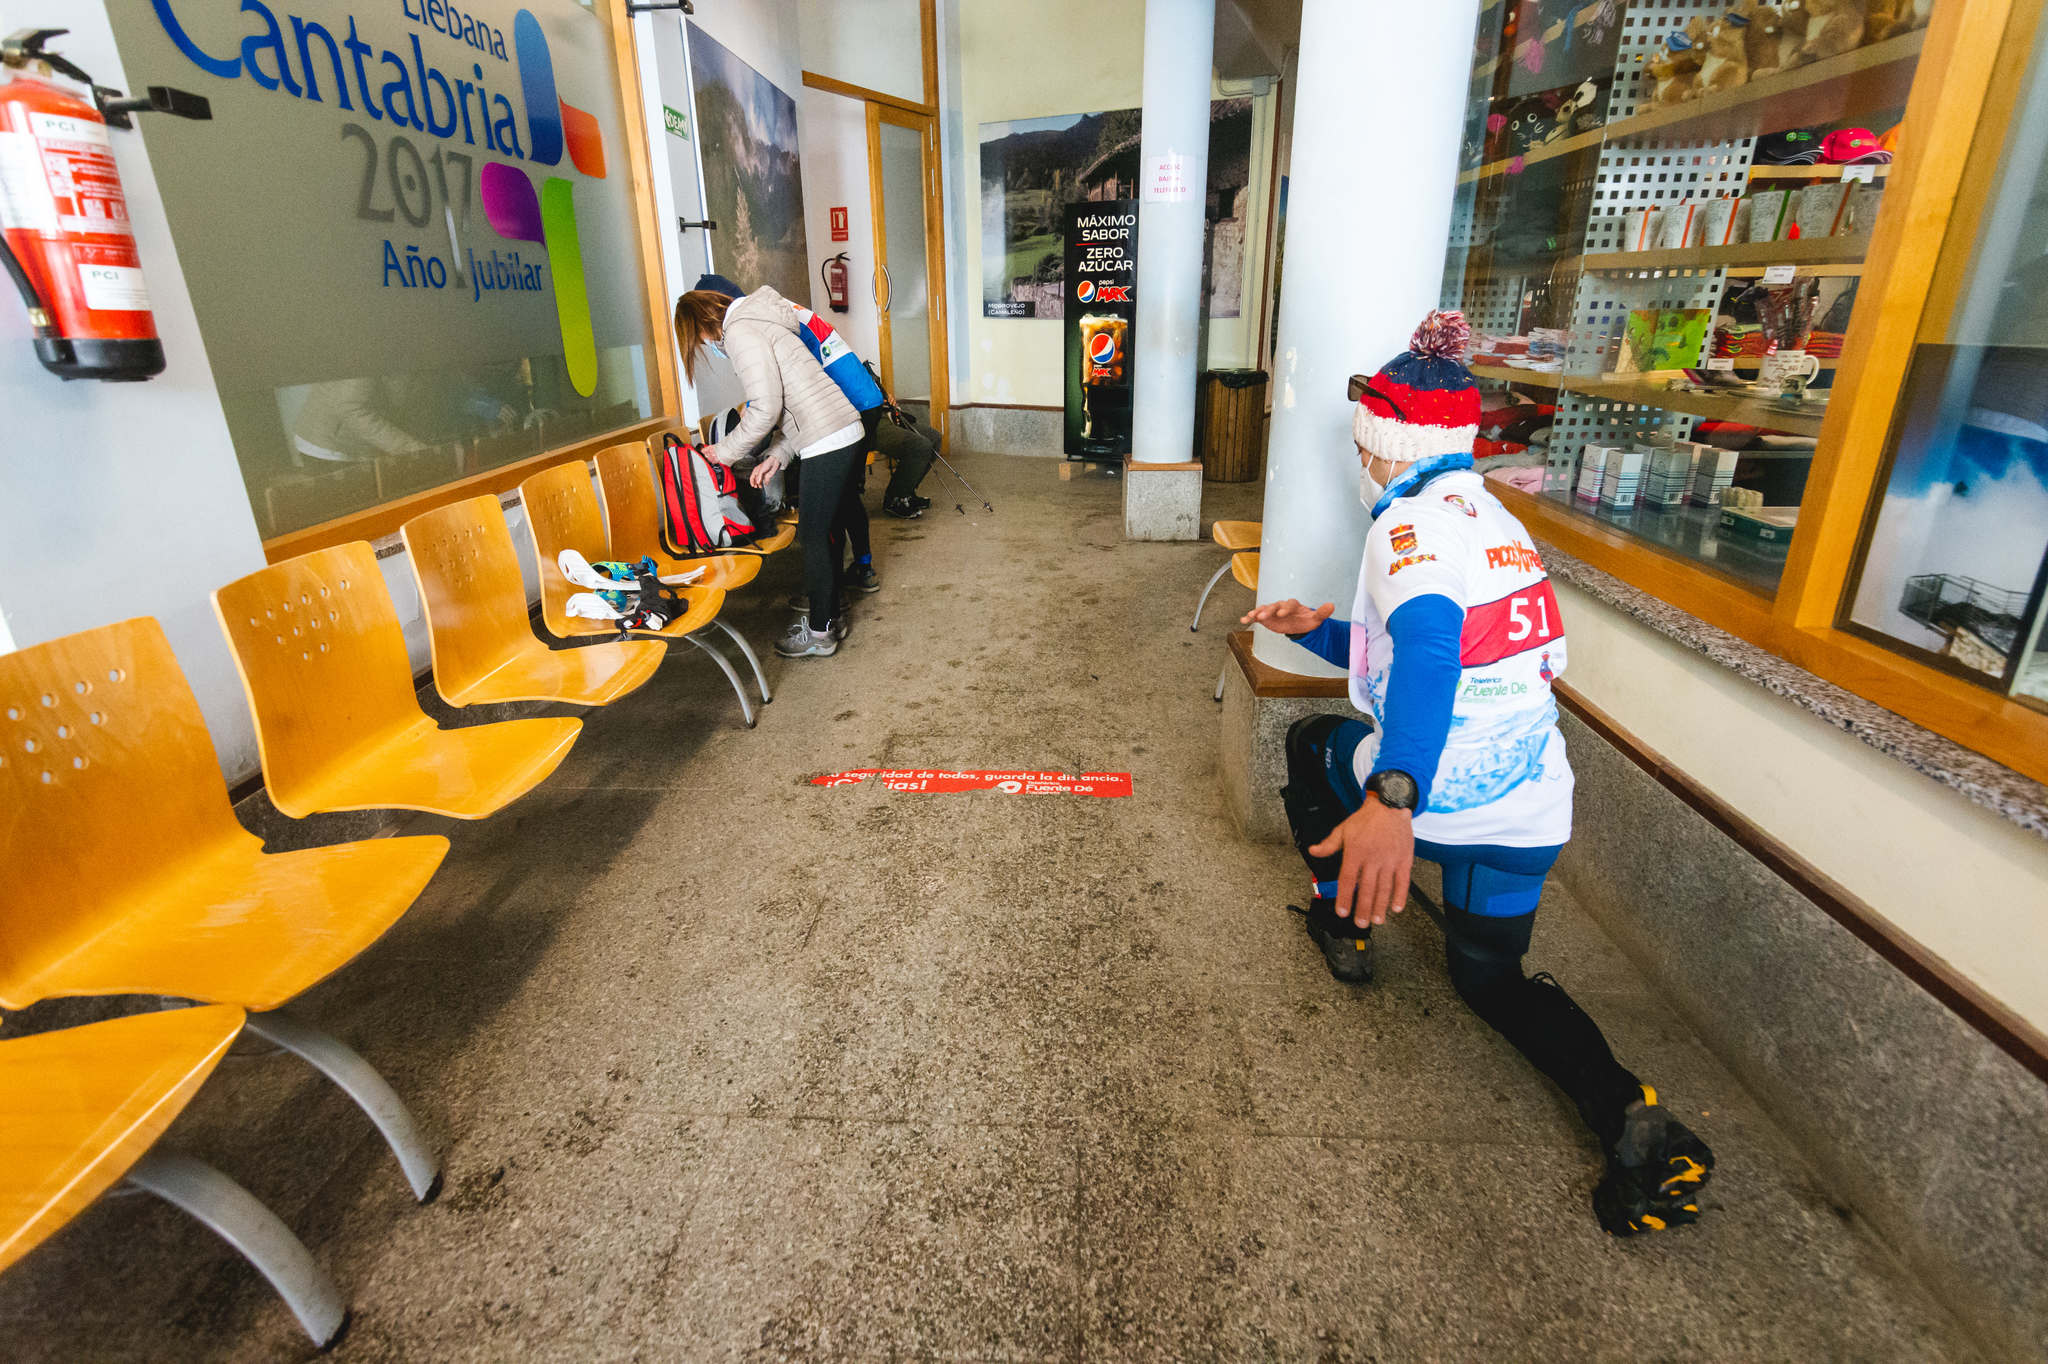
[[1866, 0, 1926, 39], [1547, 78, 1604, 140], [1647, 21, 1706, 105], [1738, 2, 1789, 79], [1771, 0, 1812, 68], [1692, 12, 1752, 97], [1791, 0, 1866, 63], [1503, 96, 1558, 156]]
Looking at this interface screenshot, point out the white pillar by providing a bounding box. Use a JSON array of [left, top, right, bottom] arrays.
[[1124, 0, 1215, 540], [1252, 0, 1478, 669]]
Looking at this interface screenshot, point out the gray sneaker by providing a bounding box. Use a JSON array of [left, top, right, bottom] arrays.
[[775, 620, 839, 658]]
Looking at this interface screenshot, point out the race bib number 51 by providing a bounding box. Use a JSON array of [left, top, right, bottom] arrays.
[[1460, 579, 1562, 666]]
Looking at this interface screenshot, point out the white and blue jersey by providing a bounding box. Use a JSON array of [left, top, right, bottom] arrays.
[[1296, 460, 1573, 849]]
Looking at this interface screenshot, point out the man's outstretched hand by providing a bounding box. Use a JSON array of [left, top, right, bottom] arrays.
[[1308, 798, 1414, 926], [1242, 598, 1335, 635]]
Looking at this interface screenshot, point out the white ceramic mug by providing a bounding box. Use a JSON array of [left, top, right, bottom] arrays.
[[1622, 207, 1661, 251], [1657, 200, 1702, 249], [1745, 189, 1792, 243], [1699, 196, 1740, 246], [1757, 349, 1821, 392]]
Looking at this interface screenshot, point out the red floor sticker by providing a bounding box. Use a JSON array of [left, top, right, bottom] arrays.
[[811, 768, 1133, 797]]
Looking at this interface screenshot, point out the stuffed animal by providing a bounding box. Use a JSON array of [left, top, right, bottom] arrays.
[[1738, 2, 1789, 79], [1866, 0, 1926, 39], [1791, 0, 1865, 63], [1503, 96, 1558, 156], [1548, 78, 1604, 140], [1647, 21, 1706, 105], [1693, 12, 1752, 97], [1772, 0, 1811, 68]]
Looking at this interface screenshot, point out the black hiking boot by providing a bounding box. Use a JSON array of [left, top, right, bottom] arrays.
[[1294, 900, 1374, 984], [1593, 1084, 1715, 1235]]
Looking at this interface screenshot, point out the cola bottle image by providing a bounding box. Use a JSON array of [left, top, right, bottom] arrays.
[[1078, 313, 1132, 454]]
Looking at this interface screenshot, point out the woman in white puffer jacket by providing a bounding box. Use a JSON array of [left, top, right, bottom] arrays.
[[675, 286, 867, 658]]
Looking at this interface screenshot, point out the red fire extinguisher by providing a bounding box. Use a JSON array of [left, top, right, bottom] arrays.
[[0, 29, 209, 381], [820, 251, 851, 314]]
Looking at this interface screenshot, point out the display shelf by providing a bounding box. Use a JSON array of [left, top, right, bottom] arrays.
[[1470, 364, 1563, 389], [1457, 30, 1924, 186], [1579, 235, 1873, 274], [1602, 29, 1924, 145], [1567, 375, 1828, 435], [1746, 163, 1894, 179], [1453, 254, 1583, 284]]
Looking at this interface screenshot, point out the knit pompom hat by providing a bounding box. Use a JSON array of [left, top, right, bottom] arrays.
[[1353, 310, 1480, 465]]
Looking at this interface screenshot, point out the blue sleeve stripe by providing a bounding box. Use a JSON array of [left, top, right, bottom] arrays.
[[1375, 593, 1463, 813], [1294, 617, 1351, 669]]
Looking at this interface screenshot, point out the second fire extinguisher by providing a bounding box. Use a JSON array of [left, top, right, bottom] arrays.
[[820, 251, 850, 314], [0, 28, 209, 382]]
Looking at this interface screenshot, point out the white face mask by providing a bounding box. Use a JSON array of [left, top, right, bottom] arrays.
[[1359, 461, 1387, 510], [704, 339, 726, 359]]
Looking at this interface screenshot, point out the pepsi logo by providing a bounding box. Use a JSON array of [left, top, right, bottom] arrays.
[[1076, 280, 1097, 302], [1089, 332, 1118, 365]]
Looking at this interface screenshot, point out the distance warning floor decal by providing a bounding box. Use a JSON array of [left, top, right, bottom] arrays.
[[810, 769, 1132, 797]]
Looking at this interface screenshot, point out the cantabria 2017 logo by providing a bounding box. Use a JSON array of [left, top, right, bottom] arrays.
[[149, 0, 607, 395]]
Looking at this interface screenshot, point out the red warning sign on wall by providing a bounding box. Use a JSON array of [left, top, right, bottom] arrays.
[[811, 768, 1132, 797], [829, 206, 849, 242]]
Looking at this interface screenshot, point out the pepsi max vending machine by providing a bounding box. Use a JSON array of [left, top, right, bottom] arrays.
[[1063, 200, 1138, 460]]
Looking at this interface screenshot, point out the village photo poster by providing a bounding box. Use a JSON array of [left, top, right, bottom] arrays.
[[689, 25, 811, 305], [980, 100, 1256, 320]]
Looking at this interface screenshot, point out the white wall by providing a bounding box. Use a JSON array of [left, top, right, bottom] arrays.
[[798, 86, 884, 368], [0, 3, 267, 781], [799, 0, 925, 105], [955, 1, 1277, 409], [1555, 579, 2048, 1034]]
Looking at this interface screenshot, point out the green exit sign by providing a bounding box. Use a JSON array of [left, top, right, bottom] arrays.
[[663, 105, 690, 141]]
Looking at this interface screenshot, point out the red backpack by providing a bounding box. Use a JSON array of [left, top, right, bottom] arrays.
[[657, 433, 759, 554]]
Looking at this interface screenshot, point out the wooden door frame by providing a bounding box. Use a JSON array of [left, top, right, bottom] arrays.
[[865, 102, 952, 439]]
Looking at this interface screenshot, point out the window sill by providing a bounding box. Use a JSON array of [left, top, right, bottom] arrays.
[[1542, 541, 2048, 841]]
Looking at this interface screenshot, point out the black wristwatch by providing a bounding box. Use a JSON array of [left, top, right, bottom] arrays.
[[1365, 768, 1420, 812]]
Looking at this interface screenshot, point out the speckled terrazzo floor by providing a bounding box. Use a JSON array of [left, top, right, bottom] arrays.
[[0, 454, 1987, 1361]]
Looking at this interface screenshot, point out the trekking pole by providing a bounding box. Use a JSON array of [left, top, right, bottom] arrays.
[[864, 359, 993, 514], [930, 447, 994, 515]]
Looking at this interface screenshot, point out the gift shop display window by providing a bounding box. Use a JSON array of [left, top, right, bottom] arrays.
[[1438, 0, 2048, 778]]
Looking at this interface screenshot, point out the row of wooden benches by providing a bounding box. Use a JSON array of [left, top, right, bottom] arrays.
[[0, 427, 801, 1347]]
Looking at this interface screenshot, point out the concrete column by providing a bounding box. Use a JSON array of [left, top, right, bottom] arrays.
[[1251, 0, 1478, 669], [1123, 0, 1215, 541]]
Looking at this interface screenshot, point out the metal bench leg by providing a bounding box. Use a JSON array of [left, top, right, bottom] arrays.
[[1215, 659, 1229, 702], [685, 633, 757, 728], [711, 617, 772, 705], [1191, 561, 1232, 632], [244, 1009, 441, 1204], [124, 1150, 349, 1349]]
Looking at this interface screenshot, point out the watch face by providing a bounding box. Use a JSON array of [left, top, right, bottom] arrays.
[[1371, 770, 1419, 809]]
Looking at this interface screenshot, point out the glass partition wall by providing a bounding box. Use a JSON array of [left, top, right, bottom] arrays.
[[108, 0, 661, 541], [1444, 0, 1930, 597], [1842, 2, 2048, 712]]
